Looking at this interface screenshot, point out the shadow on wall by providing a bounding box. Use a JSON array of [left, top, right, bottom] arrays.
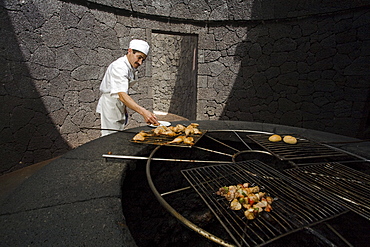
[[219, 5, 370, 139], [0, 1, 71, 174], [151, 32, 197, 120], [168, 34, 198, 120]]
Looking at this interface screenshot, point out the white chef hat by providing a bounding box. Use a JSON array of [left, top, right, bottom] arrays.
[[129, 39, 150, 56]]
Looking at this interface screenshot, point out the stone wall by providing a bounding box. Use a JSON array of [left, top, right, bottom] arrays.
[[88, 0, 368, 21], [0, 0, 369, 173], [205, 10, 370, 137]]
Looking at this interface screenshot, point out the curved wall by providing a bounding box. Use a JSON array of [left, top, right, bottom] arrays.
[[89, 0, 368, 21], [0, 0, 369, 173]]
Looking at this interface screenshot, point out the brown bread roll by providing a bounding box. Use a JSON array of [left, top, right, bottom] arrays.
[[268, 134, 282, 142], [283, 135, 297, 144]]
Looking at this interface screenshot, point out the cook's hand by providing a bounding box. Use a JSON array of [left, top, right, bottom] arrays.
[[142, 110, 159, 126]]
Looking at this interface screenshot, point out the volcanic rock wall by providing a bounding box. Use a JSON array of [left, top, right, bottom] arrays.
[[0, 0, 369, 173]]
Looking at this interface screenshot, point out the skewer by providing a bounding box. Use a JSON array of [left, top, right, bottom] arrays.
[[102, 154, 229, 163]]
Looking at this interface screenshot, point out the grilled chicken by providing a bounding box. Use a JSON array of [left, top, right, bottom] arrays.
[[244, 208, 256, 220], [132, 123, 202, 145], [230, 199, 242, 210], [217, 183, 274, 220], [132, 131, 148, 141], [183, 137, 194, 145], [169, 136, 185, 144], [173, 124, 186, 132]]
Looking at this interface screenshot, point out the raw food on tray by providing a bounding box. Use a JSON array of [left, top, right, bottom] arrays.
[[132, 123, 202, 146], [216, 183, 274, 220]]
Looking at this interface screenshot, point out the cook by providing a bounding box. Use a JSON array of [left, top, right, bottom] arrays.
[[96, 39, 159, 136]]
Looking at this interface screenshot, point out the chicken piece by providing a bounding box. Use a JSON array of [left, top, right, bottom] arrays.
[[265, 203, 273, 212], [132, 131, 147, 141], [228, 186, 237, 193], [230, 198, 242, 210], [266, 196, 274, 204], [242, 202, 251, 209], [153, 126, 177, 136], [162, 129, 177, 136], [225, 191, 235, 201], [189, 123, 199, 127], [153, 126, 166, 135], [255, 191, 266, 200], [237, 189, 247, 197], [253, 205, 263, 213], [244, 208, 256, 220], [174, 124, 186, 132], [193, 128, 202, 135], [185, 125, 195, 136], [260, 197, 268, 205], [169, 136, 185, 144], [216, 186, 229, 196], [247, 193, 258, 205], [249, 186, 260, 193], [255, 200, 268, 208], [243, 183, 250, 188], [183, 137, 194, 145], [168, 126, 177, 132], [257, 192, 266, 199]]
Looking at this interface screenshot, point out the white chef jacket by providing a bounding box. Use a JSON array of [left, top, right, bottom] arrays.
[[96, 55, 136, 136]]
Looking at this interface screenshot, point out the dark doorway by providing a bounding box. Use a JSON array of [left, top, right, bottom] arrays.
[[151, 31, 198, 120]]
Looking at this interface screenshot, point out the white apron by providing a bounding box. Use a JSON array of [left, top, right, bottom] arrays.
[[96, 94, 128, 136]]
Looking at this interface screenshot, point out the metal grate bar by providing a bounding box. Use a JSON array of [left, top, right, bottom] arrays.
[[285, 162, 370, 220], [181, 160, 346, 247]]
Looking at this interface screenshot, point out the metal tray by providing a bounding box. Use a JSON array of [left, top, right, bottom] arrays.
[[131, 129, 206, 148]]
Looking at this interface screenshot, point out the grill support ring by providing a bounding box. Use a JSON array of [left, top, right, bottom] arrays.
[[232, 150, 273, 163], [145, 145, 236, 247]]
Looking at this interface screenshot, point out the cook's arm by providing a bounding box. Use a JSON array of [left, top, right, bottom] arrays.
[[118, 92, 159, 125]]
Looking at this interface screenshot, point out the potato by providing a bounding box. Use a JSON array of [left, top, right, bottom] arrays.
[[268, 134, 282, 142], [283, 135, 297, 144]]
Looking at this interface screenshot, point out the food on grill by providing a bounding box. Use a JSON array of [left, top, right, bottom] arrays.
[[153, 126, 177, 136], [283, 135, 297, 144], [184, 123, 202, 136], [216, 183, 273, 220], [132, 131, 150, 141], [167, 136, 195, 145], [131, 123, 202, 146], [230, 198, 242, 210], [169, 136, 185, 144], [268, 134, 297, 144], [268, 134, 282, 142], [183, 136, 195, 145], [170, 124, 186, 132]]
